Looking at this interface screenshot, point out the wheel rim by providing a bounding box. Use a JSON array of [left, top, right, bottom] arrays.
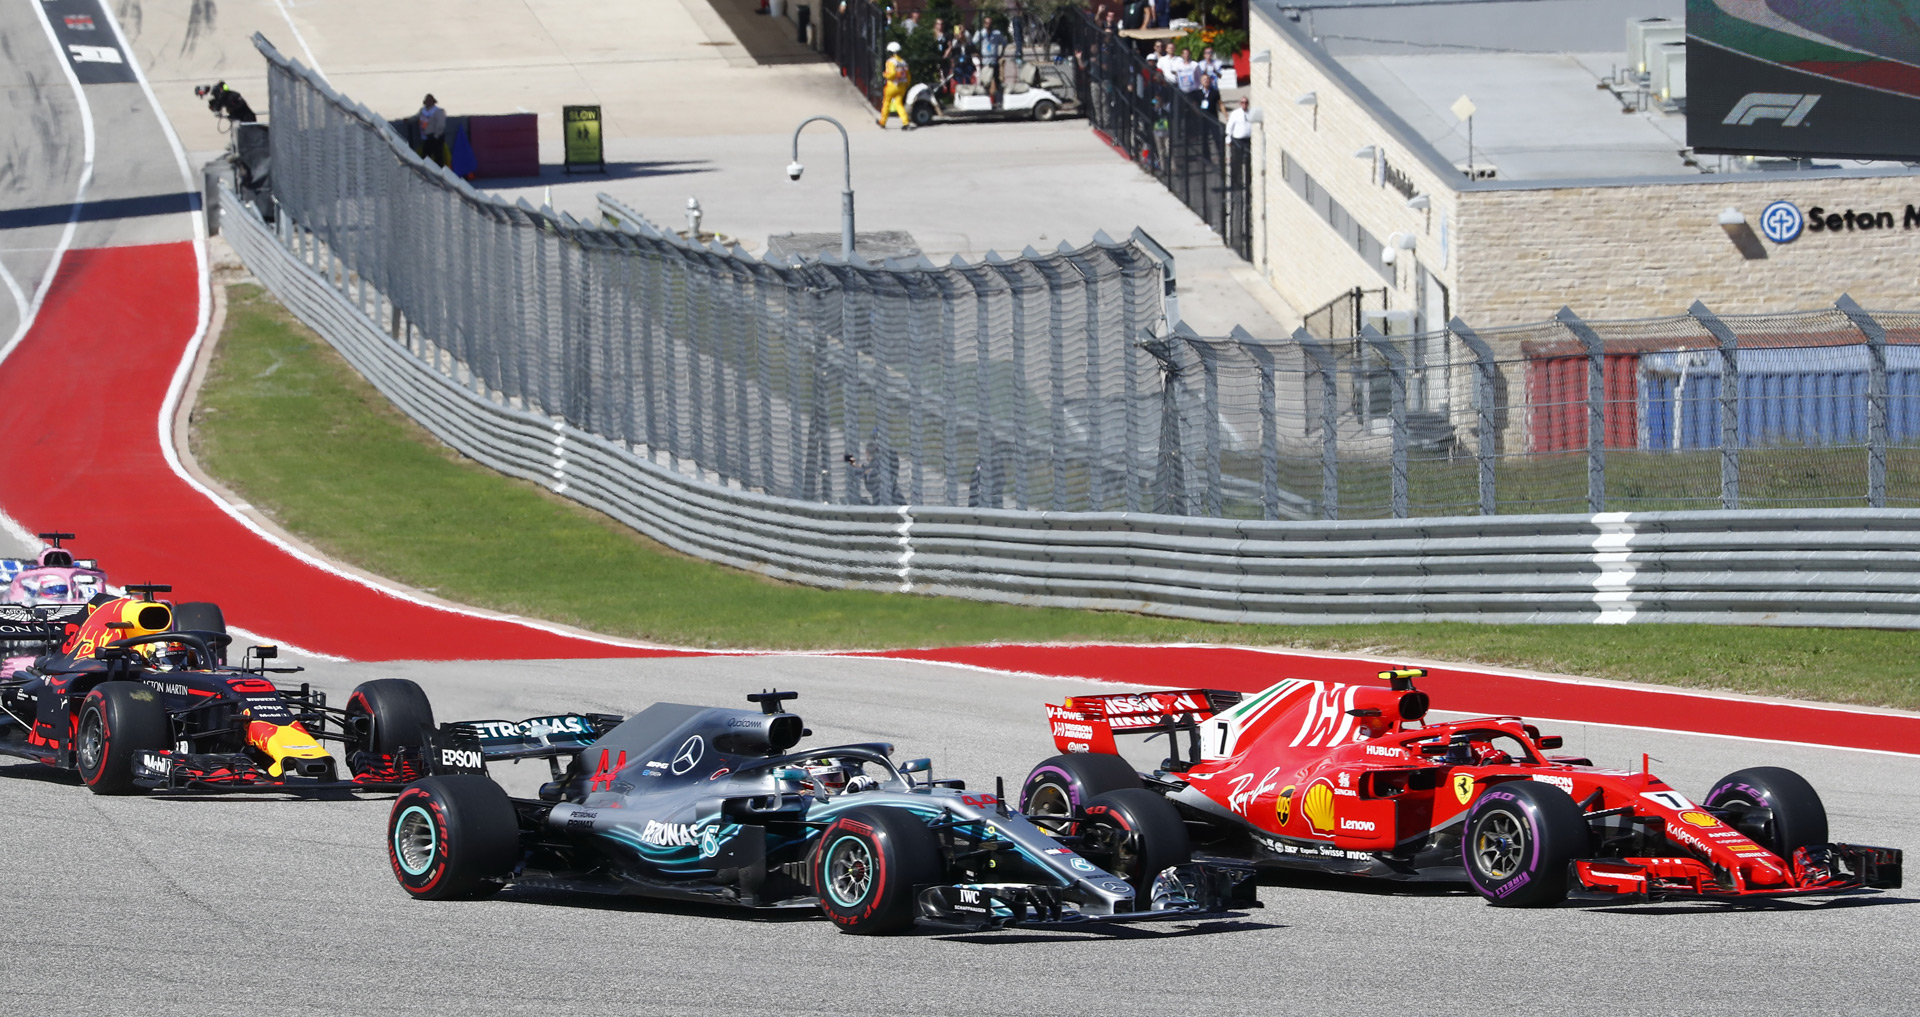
[[1026, 781, 1072, 835], [393, 805, 438, 876], [1472, 810, 1527, 879], [78, 706, 105, 777], [824, 834, 875, 907], [1081, 816, 1138, 879]]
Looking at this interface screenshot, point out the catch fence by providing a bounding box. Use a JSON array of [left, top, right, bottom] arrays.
[[255, 30, 1920, 530]]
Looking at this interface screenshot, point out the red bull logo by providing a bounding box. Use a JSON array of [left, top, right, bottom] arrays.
[[63, 597, 172, 660]]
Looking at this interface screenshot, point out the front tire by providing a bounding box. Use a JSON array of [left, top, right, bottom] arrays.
[[1461, 780, 1588, 907], [77, 682, 170, 795], [910, 101, 934, 127], [346, 678, 437, 767], [388, 775, 520, 900], [812, 806, 943, 934], [1020, 752, 1141, 835], [1078, 787, 1191, 899], [1705, 767, 1827, 859], [1032, 99, 1058, 121]]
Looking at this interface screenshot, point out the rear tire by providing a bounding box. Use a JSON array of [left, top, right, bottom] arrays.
[[1705, 766, 1827, 859], [346, 678, 437, 763], [813, 806, 943, 934], [388, 775, 519, 900], [1461, 780, 1588, 907], [77, 682, 170, 795], [169, 602, 228, 664], [1020, 752, 1141, 835]]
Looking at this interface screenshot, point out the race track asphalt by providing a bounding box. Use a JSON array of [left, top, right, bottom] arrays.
[[1, 653, 1914, 1017]]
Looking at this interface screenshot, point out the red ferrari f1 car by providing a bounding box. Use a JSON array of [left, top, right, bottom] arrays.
[[1020, 669, 1901, 906]]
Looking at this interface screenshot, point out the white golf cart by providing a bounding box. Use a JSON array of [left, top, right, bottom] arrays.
[[907, 61, 1077, 126]]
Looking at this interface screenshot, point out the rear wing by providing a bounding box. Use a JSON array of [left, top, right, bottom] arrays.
[[1047, 689, 1241, 755], [440, 712, 622, 762]]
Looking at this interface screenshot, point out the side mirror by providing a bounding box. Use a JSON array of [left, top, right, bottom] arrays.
[[253, 644, 278, 660], [1418, 743, 1449, 757], [1536, 735, 1564, 750], [773, 766, 808, 781], [900, 758, 932, 774]]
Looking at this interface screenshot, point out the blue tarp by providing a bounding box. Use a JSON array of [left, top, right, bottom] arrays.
[[1640, 346, 1920, 449]]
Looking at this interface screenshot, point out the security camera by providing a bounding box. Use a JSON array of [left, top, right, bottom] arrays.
[[787, 161, 804, 181]]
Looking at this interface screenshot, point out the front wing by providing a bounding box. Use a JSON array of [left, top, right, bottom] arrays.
[[915, 862, 1258, 931], [1574, 843, 1902, 901]]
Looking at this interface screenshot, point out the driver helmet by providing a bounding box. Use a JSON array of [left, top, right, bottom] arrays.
[[804, 762, 851, 793], [24, 576, 69, 603], [887, 41, 902, 53]]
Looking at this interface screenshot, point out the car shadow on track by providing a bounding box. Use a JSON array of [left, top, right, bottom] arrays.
[[0, 761, 82, 786], [932, 917, 1279, 944], [498, 887, 821, 926], [1585, 895, 1920, 916]]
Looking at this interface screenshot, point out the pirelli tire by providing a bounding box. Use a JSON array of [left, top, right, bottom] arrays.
[[169, 602, 228, 663], [77, 682, 171, 795], [1019, 752, 1143, 836], [812, 806, 944, 935], [346, 678, 437, 768], [1461, 780, 1589, 907], [1704, 766, 1828, 859], [1078, 788, 1192, 899], [388, 775, 519, 900]]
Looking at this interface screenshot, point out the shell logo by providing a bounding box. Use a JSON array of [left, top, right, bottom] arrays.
[[1302, 780, 1336, 836], [1275, 784, 1296, 827], [1680, 811, 1720, 828]]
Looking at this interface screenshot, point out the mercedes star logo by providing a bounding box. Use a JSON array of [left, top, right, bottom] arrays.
[[670, 735, 704, 775]]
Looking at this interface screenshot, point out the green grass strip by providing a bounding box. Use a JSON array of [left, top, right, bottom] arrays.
[[194, 285, 1920, 709]]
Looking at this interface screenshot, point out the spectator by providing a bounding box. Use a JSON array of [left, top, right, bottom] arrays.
[[1226, 94, 1253, 137], [1102, 7, 1120, 35], [1011, 0, 1026, 61], [902, 11, 917, 33], [981, 18, 1008, 92], [1176, 53, 1200, 92], [1196, 71, 1221, 114], [932, 17, 950, 57], [949, 24, 975, 85], [1198, 45, 1224, 82], [416, 94, 448, 166]]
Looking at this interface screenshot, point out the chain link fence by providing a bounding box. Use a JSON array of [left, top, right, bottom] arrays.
[[261, 37, 1190, 515], [256, 33, 1918, 525]]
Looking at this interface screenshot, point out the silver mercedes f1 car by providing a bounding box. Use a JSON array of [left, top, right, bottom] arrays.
[[385, 690, 1254, 933]]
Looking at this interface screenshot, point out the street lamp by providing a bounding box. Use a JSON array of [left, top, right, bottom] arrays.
[[788, 115, 855, 260]]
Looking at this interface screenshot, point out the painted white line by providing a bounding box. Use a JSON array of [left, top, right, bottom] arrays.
[[2, 2, 96, 367], [86, 4, 666, 657], [904, 640, 1920, 722], [810, 652, 1920, 759], [1591, 511, 1637, 623], [0, 258, 27, 330], [267, 0, 323, 74]]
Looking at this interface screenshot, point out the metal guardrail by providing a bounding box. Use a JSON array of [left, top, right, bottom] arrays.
[[224, 183, 1920, 628]]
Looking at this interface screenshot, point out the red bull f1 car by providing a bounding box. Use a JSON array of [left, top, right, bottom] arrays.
[[1020, 668, 1901, 907], [0, 585, 466, 794], [386, 689, 1254, 934]]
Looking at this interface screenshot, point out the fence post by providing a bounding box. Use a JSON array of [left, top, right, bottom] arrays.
[[1450, 317, 1498, 515], [1141, 330, 1186, 515], [1687, 300, 1741, 510], [1360, 325, 1409, 518], [1556, 306, 1607, 513], [1294, 327, 1340, 520], [1234, 326, 1281, 520], [1836, 293, 1889, 508], [1173, 324, 1222, 516]]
